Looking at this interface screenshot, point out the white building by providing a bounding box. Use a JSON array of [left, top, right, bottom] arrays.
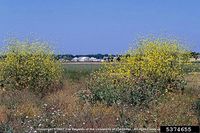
[[89, 57, 97, 62], [71, 56, 104, 62], [71, 57, 78, 62], [78, 57, 90, 62]]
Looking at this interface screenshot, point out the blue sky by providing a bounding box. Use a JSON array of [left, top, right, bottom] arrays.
[[0, 0, 200, 54]]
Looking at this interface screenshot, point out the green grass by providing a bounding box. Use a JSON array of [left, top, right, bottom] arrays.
[[62, 62, 200, 81], [183, 62, 200, 74], [63, 63, 101, 81]]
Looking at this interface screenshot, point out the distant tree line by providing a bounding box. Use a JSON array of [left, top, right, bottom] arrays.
[[1, 51, 200, 61]]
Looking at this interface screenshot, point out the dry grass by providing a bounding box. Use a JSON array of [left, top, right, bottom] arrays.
[[0, 72, 199, 131], [185, 72, 200, 98], [45, 80, 79, 118], [15, 101, 41, 118], [84, 103, 119, 128], [0, 105, 8, 123], [132, 73, 200, 128], [44, 80, 120, 128], [156, 93, 198, 125]]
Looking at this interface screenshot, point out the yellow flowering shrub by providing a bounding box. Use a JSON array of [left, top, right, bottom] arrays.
[[0, 39, 63, 96], [86, 38, 191, 106]]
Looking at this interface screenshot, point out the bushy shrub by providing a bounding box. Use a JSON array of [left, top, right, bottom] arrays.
[[85, 38, 190, 106], [0, 39, 63, 96]]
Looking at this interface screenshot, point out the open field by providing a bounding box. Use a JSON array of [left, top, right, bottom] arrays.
[[63, 62, 101, 71], [63, 63, 101, 81], [63, 62, 200, 81]]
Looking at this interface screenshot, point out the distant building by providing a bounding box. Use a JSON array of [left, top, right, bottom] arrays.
[[71, 57, 78, 62], [71, 57, 90, 62], [71, 56, 107, 62], [78, 57, 90, 62], [89, 57, 97, 62], [59, 59, 69, 63]]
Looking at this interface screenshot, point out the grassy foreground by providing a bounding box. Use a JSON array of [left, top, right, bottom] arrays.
[[0, 63, 199, 132]]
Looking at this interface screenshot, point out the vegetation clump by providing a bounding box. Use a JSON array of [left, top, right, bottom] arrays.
[[85, 38, 191, 106], [0, 39, 63, 96]]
